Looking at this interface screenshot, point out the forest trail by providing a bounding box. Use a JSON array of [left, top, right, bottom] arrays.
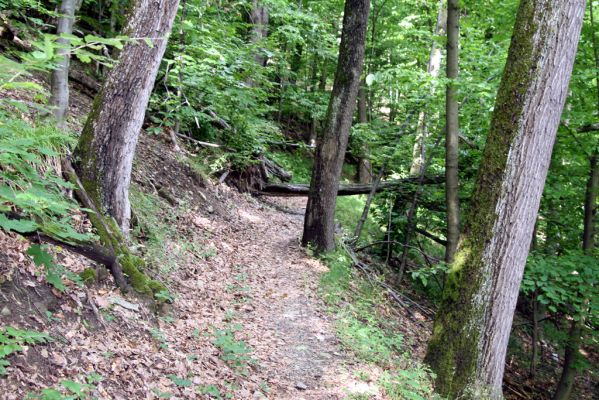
[[1, 168, 383, 399], [167, 194, 382, 399]]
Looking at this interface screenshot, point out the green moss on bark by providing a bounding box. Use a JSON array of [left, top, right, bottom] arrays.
[[424, 1, 545, 398]]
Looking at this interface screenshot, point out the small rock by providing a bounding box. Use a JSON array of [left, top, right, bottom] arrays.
[[1, 306, 11, 316], [207, 205, 214, 214], [295, 382, 308, 391]]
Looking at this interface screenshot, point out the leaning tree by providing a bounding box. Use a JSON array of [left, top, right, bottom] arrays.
[[75, 0, 180, 235], [424, 1, 585, 399]]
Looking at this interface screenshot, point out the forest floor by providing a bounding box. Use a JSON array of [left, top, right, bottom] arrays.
[[2, 78, 597, 400]]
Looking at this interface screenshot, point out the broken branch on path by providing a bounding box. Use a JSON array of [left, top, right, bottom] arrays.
[[256, 175, 444, 197]]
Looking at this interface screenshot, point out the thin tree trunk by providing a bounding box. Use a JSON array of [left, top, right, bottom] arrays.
[[425, 2, 585, 399], [353, 164, 385, 242], [552, 321, 583, 400], [249, 0, 268, 67], [49, 0, 81, 128], [409, 0, 446, 175], [445, 0, 460, 263], [74, 0, 180, 235], [357, 78, 373, 183], [553, 3, 599, 397], [302, 0, 370, 252]]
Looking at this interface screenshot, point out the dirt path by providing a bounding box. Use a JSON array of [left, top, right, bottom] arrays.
[[1, 186, 382, 399], [222, 197, 380, 399]]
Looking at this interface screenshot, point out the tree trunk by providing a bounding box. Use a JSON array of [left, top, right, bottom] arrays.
[[260, 175, 443, 196], [409, 0, 446, 175], [552, 321, 582, 400], [301, 0, 370, 252], [357, 78, 372, 183], [249, 0, 268, 67], [424, 2, 584, 399], [49, 0, 82, 128], [74, 0, 180, 235], [444, 0, 460, 263], [553, 3, 599, 397]]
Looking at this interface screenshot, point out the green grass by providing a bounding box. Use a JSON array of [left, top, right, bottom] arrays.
[[335, 196, 382, 244], [318, 247, 442, 400]]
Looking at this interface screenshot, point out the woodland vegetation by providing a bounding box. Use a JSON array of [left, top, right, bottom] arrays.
[[0, 0, 597, 399]]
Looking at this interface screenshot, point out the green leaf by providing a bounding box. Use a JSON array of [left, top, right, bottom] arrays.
[[0, 214, 37, 233], [167, 375, 193, 387], [27, 244, 54, 268]]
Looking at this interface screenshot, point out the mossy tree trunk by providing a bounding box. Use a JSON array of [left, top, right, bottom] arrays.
[[74, 0, 179, 235], [444, 0, 459, 263], [302, 0, 370, 252], [424, 2, 585, 399], [49, 0, 82, 128]]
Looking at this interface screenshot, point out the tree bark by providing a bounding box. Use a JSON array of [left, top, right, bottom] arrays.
[[301, 0, 370, 252], [49, 0, 82, 128], [74, 0, 180, 235], [264, 176, 442, 196], [552, 321, 583, 400], [409, 0, 446, 175], [357, 77, 373, 183], [444, 0, 460, 263], [424, 2, 585, 399], [248, 0, 269, 67]]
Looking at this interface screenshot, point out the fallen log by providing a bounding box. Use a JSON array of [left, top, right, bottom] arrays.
[[256, 175, 444, 197]]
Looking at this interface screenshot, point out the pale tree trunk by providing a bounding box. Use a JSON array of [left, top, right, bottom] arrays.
[[302, 0, 370, 252], [444, 0, 459, 262], [74, 0, 180, 235], [249, 0, 268, 67], [409, 0, 446, 175], [49, 0, 82, 128], [553, 3, 599, 398], [425, 2, 585, 399]]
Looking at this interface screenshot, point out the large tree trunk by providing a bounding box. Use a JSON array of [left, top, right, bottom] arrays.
[[444, 0, 460, 262], [424, 2, 585, 399], [409, 0, 446, 175], [49, 0, 82, 128], [74, 0, 180, 235], [301, 0, 370, 252]]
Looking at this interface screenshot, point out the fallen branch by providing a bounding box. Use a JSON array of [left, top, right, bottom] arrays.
[[257, 175, 444, 197], [175, 133, 221, 148], [340, 241, 435, 318]]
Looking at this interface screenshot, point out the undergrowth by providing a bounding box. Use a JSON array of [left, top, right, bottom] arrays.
[[319, 247, 442, 400]]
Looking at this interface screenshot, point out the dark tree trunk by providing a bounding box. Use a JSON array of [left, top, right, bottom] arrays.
[[357, 78, 372, 183], [301, 0, 370, 252], [553, 3, 598, 398], [74, 0, 180, 235], [424, 2, 584, 399], [552, 321, 583, 400], [49, 0, 82, 128], [444, 0, 460, 263]]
